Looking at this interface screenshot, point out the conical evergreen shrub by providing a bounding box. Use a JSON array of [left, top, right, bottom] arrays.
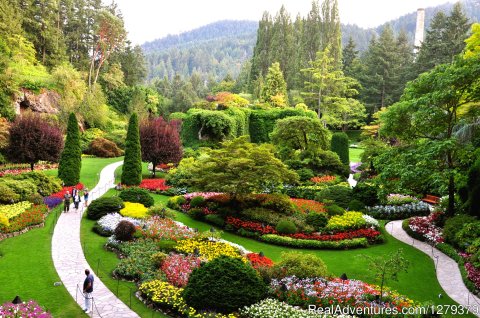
[[121, 113, 142, 186], [58, 113, 81, 185], [331, 132, 350, 166]]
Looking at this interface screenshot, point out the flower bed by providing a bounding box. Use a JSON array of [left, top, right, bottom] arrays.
[[226, 217, 277, 235], [0, 163, 58, 177], [48, 183, 84, 199], [0, 300, 52, 318], [326, 212, 367, 232], [366, 201, 429, 220], [175, 238, 245, 262], [42, 196, 63, 209], [161, 253, 201, 287], [246, 253, 274, 269], [0, 201, 32, 220], [139, 178, 171, 191], [386, 193, 418, 205], [142, 216, 195, 241], [291, 199, 326, 214], [310, 175, 337, 184], [97, 213, 143, 233], [408, 212, 444, 244], [184, 192, 223, 200], [271, 276, 415, 311], [0, 205, 47, 233], [120, 202, 149, 219]]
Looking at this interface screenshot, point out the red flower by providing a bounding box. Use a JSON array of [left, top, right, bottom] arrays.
[[139, 178, 171, 191], [246, 253, 274, 269], [50, 183, 84, 199]]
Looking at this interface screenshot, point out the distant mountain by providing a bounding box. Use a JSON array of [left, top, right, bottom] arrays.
[[143, 0, 480, 82]]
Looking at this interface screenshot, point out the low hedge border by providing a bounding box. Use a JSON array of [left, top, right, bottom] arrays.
[[259, 234, 369, 249], [402, 218, 479, 296], [0, 223, 45, 241]]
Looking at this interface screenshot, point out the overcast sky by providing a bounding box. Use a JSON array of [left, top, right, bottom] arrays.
[[107, 0, 453, 45]]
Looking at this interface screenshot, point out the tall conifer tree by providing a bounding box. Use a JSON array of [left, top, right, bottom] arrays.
[[58, 113, 82, 186], [121, 113, 142, 186]]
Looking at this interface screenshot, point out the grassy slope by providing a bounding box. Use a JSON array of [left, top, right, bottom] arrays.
[[0, 157, 121, 317], [349, 147, 364, 163]]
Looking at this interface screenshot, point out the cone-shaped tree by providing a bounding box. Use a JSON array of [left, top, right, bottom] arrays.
[[58, 113, 82, 185], [121, 113, 142, 185], [330, 132, 349, 166]]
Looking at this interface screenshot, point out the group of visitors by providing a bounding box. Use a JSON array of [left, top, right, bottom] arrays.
[[63, 187, 89, 212]]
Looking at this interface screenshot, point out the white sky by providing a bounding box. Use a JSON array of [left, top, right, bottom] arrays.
[[107, 0, 454, 45]]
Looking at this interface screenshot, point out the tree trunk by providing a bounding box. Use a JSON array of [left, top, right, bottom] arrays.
[[152, 161, 157, 178], [30, 162, 34, 171], [447, 173, 455, 217]]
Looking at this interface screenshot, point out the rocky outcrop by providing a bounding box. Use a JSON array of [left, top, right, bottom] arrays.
[[14, 89, 60, 115]]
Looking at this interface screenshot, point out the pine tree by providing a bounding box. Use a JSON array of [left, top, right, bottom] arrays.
[[270, 6, 295, 88], [121, 113, 142, 186], [261, 62, 288, 107], [58, 113, 82, 185], [342, 37, 358, 75]]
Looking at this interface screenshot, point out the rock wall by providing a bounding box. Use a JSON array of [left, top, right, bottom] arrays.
[[14, 89, 60, 115]]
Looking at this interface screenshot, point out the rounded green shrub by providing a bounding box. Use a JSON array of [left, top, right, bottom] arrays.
[[157, 240, 178, 252], [87, 137, 123, 158], [183, 256, 267, 313], [92, 223, 112, 237], [58, 113, 82, 186], [325, 204, 345, 217], [167, 195, 186, 210], [272, 252, 328, 279], [276, 219, 297, 234], [13, 171, 62, 197], [297, 168, 315, 181], [189, 196, 205, 208], [330, 132, 350, 166], [306, 212, 328, 231], [87, 197, 124, 220], [205, 214, 225, 227], [114, 220, 136, 241], [348, 199, 365, 211], [443, 214, 476, 247], [316, 185, 352, 208], [0, 179, 37, 201], [187, 208, 204, 220], [147, 205, 174, 218], [0, 184, 20, 203], [352, 182, 379, 206], [119, 187, 154, 207]]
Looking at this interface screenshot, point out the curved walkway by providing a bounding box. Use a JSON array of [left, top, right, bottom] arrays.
[[386, 220, 480, 317], [52, 161, 139, 318]]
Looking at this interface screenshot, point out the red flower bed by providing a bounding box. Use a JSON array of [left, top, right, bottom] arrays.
[[291, 198, 326, 214], [139, 178, 171, 191], [465, 262, 480, 290], [246, 253, 274, 269], [287, 228, 381, 242], [181, 204, 215, 215], [0, 163, 58, 177], [226, 217, 277, 234], [50, 183, 84, 199], [310, 175, 336, 183], [1, 205, 48, 233]]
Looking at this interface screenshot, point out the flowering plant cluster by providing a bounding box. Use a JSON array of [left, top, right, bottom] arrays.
[[161, 253, 201, 287], [271, 276, 415, 311], [240, 298, 354, 318], [0, 163, 58, 177], [0, 201, 32, 220], [287, 228, 381, 242], [48, 183, 84, 199], [0, 204, 47, 233], [226, 217, 277, 235], [326, 212, 367, 232], [181, 204, 215, 215], [97, 213, 143, 233], [465, 262, 480, 290], [184, 192, 223, 200], [386, 194, 419, 205], [139, 280, 236, 318], [310, 176, 337, 184], [142, 216, 196, 241], [246, 253, 274, 269], [362, 214, 379, 228], [175, 238, 245, 262], [42, 196, 63, 209], [139, 178, 171, 191], [408, 212, 444, 244], [120, 202, 149, 219], [0, 300, 52, 318], [366, 202, 429, 220], [349, 162, 362, 174], [291, 199, 326, 214]]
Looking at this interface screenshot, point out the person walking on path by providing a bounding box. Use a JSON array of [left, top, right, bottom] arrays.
[[63, 191, 71, 213], [83, 269, 94, 313], [73, 192, 81, 211], [72, 186, 78, 198], [83, 188, 89, 207]]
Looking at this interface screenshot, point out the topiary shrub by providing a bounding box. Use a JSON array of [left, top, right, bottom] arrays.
[[87, 138, 124, 158], [119, 187, 154, 207], [58, 113, 82, 186], [348, 199, 365, 211], [352, 182, 380, 206], [443, 214, 477, 247], [121, 113, 142, 186], [189, 196, 205, 208], [325, 204, 345, 217], [87, 197, 124, 220], [276, 219, 297, 234], [272, 251, 328, 279], [305, 212, 328, 231], [183, 256, 267, 313], [316, 185, 352, 208], [114, 220, 137, 241], [330, 132, 350, 166]]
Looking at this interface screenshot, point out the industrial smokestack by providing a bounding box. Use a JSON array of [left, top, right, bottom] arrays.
[[414, 8, 425, 54]]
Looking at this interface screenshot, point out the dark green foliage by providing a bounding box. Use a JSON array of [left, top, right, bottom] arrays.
[[119, 187, 154, 207], [187, 208, 204, 220], [297, 168, 315, 181], [183, 256, 267, 313], [325, 204, 345, 217], [205, 214, 225, 227], [352, 182, 380, 206], [276, 219, 297, 234], [87, 138, 123, 158], [330, 132, 350, 166], [121, 113, 142, 186], [114, 220, 136, 242], [189, 196, 205, 208], [305, 212, 328, 231], [316, 185, 353, 208], [58, 113, 82, 186], [92, 223, 112, 237], [348, 199, 365, 211], [443, 215, 476, 247], [272, 252, 328, 279], [87, 197, 124, 220], [454, 222, 480, 250], [465, 158, 480, 216]]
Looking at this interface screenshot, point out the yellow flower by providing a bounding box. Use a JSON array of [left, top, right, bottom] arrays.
[[120, 202, 149, 219]]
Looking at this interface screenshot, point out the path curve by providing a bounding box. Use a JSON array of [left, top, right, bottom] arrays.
[[386, 220, 480, 317], [52, 161, 139, 318]]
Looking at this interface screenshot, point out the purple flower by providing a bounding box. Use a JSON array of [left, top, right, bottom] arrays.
[[0, 300, 52, 317], [43, 196, 63, 209]]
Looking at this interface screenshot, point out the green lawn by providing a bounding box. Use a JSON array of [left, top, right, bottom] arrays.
[[0, 157, 122, 317], [349, 147, 364, 163]]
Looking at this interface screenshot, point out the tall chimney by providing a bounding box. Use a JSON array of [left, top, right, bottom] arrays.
[[414, 8, 425, 54]]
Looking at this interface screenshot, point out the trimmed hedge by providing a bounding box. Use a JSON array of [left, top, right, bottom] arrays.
[[331, 132, 349, 166], [259, 234, 369, 249], [119, 187, 154, 207], [87, 197, 124, 220]]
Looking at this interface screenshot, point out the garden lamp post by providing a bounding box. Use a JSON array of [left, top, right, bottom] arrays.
[[12, 295, 22, 304], [115, 184, 122, 196], [340, 273, 348, 294], [209, 227, 215, 240]]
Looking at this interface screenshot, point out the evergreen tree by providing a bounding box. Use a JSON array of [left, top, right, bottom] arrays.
[[342, 37, 358, 75], [250, 12, 273, 90], [121, 113, 142, 186], [261, 62, 288, 107], [270, 5, 295, 88], [321, 0, 342, 68], [331, 132, 350, 166], [58, 113, 82, 185]]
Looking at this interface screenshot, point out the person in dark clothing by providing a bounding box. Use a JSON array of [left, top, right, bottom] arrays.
[[73, 193, 81, 210], [83, 269, 94, 313], [63, 191, 71, 213]]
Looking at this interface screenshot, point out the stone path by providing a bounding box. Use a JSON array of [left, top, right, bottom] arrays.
[[386, 220, 480, 317], [52, 161, 140, 318]]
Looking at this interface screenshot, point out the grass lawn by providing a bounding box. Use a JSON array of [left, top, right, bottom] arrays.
[[0, 157, 123, 317], [349, 147, 364, 163]]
